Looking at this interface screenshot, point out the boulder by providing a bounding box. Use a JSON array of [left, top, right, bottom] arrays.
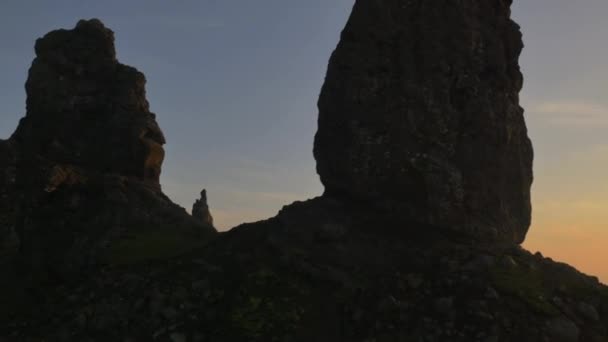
[[314, 0, 533, 243]]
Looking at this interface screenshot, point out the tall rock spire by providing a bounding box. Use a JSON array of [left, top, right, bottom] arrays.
[[14, 18, 165, 189], [313, 0, 533, 243], [9, 19, 215, 280]]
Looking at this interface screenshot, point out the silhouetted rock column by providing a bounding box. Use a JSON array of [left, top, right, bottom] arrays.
[[12, 19, 165, 190], [192, 189, 214, 228], [8, 19, 215, 280], [314, 0, 533, 243]]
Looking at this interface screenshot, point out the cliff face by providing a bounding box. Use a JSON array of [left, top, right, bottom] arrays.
[[3, 19, 216, 281], [314, 0, 533, 244]]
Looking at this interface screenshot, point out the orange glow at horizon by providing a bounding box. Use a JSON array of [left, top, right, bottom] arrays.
[[524, 224, 608, 285], [523, 144, 608, 284]]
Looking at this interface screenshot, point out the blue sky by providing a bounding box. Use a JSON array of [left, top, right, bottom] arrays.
[[1, 1, 607, 280]]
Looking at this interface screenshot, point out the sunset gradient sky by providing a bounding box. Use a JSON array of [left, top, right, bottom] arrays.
[[0, 0, 606, 283]]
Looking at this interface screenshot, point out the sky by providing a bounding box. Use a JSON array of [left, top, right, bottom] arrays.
[[0, 1, 606, 283]]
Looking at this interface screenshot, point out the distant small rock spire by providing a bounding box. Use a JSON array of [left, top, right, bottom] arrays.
[[192, 189, 214, 228]]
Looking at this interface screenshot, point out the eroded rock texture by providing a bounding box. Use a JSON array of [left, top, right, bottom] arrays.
[[314, 0, 533, 243], [7, 19, 215, 281]]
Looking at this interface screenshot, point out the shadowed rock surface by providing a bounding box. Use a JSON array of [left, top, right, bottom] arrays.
[[0, 139, 18, 264], [314, 0, 533, 244], [2, 4, 608, 342]]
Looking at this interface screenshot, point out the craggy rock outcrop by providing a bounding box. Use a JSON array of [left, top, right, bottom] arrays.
[[192, 189, 214, 228], [5, 19, 216, 281], [314, 0, 533, 244]]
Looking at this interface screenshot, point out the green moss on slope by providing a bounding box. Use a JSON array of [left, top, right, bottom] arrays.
[[104, 228, 210, 265], [490, 264, 560, 316]]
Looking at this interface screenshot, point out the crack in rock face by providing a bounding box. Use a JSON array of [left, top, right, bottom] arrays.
[[314, 0, 533, 244]]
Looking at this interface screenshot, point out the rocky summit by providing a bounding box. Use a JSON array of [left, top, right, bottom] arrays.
[[314, 0, 533, 244], [1, 3, 608, 342]]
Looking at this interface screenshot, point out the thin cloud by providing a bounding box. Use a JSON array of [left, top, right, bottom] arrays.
[[531, 101, 608, 125]]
